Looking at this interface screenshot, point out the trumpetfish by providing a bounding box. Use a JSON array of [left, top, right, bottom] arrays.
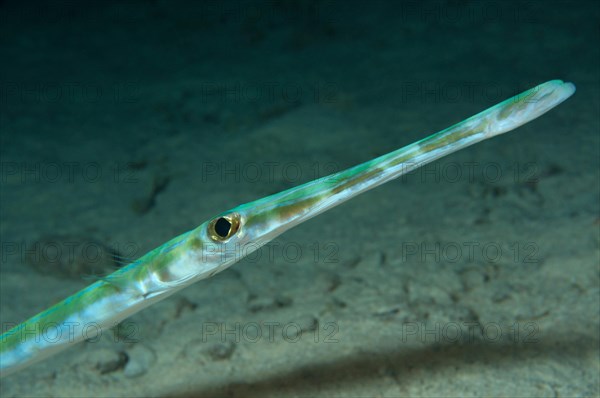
[[0, 80, 575, 377]]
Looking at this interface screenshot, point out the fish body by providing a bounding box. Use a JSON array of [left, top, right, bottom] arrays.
[[0, 80, 575, 377]]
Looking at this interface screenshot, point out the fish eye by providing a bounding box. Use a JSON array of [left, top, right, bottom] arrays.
[[208, 213, 241, 242]]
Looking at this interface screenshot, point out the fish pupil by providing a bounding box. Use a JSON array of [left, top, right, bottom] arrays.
[[215, 217, 232, 238]]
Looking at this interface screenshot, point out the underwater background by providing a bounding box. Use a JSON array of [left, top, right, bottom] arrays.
[[0, 0, 598, 396]]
